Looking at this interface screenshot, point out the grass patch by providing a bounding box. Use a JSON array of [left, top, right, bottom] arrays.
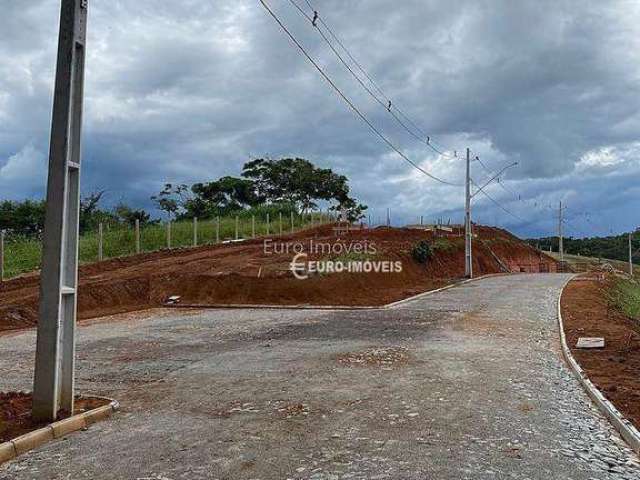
[[609, 278, 640, 320], [2, 214, 317, 279], [432, 238, 456, 251]]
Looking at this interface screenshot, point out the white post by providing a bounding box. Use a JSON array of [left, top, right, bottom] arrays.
[[216, 217, 220, 243], [98, 223, 103, 261], [235, 216, 239, 240], [279, 212, 283, 235], [629, 232, 634, 276], [135, 219, 141, 254], [33, 0, 88, 422], [559, 201, 564, 263], [193, 217, 198, 247], [465, 148, 473, 278], [166, 221, 171, 249], [0, 230, 4, 281]]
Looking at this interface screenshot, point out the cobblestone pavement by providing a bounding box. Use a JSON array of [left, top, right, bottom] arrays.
[[1, 274, 639, 479]]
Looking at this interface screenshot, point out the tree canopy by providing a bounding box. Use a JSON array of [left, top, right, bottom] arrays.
[[151, 157, 367, 221]]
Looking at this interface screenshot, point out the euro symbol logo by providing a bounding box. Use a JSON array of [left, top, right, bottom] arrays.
[[290, 252, 308, 280]]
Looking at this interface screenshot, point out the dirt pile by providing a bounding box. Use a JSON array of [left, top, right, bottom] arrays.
[[0, 224, 557, 333]]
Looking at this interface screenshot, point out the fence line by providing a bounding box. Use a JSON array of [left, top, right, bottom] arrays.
[[0, 211, 326, 280]]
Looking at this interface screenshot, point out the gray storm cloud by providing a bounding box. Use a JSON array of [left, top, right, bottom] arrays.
[[0, 0, 639, 237]]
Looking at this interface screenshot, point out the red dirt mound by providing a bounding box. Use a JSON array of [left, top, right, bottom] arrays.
[[561, 277, 640, 430], [0, 225, 557, 332]]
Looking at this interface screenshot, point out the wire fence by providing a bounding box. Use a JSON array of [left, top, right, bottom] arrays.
[[0, 212, 330, 281]]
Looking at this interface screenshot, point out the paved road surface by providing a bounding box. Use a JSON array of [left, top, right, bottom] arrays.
[[1, 274, 639, 479]]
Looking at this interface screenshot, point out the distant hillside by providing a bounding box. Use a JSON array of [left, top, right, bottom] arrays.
[[526, 231, 639, 263]]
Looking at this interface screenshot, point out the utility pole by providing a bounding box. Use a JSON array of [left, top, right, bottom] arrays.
[[558, 201, 564, 263], [33, 0, 88, 421], [465, 148, 472, 278], [629, 232, 634, 277]]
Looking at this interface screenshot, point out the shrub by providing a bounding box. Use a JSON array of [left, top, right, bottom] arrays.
[[411, 240, 433, 264]]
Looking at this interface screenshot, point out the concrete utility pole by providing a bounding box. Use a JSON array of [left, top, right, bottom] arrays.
[[33, 0, 88, 421], [558, 201, 564, 263], [629, 232, 634, 276], [465, 148, 473, 278]]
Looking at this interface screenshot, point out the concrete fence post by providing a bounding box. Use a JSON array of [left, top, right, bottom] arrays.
[[235, 216, 239, 240], [98, 223, 103, 261], [193, 217, 198, 247], [291, 211, 294, 232], [166, 221, 171, 249], [279, 212, 283, 235], [0, 230, 4, 281], [386, 208, 390, 227], [216, 217, 220, 243], [252, 215, 255, 238], [135, 219, 141, 254], [266, 213, 270, 235]]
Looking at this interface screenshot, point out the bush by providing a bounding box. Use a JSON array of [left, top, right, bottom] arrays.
[[411, 240, 433, 264]]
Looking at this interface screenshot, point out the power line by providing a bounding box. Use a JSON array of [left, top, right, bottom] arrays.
[[470, 178, 524, 222], [294, 0, 458, 159], [259, 0, 462, 186]]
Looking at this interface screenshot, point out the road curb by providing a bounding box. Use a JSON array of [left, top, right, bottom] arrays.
[[557, 277, 640, 454], [168, 273, 508, 312], [383, 273, 506, 308], [0, 397, 119, 466]]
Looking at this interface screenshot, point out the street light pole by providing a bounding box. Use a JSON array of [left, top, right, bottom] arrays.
[[33, 0, 88, 421], [465, 148, 472, 278]]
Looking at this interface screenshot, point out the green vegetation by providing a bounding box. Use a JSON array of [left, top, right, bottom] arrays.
[[431, 238, 456, 252], [528, 231, 640, 264], [1, 212, 319, 279], [153, 157, 367, 222], [411, 240, 433, 264], [609, 278, 640, 321], [0, 156, 368, 279]]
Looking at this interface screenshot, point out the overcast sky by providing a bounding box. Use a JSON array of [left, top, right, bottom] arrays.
[[1, 0, 639, 238]]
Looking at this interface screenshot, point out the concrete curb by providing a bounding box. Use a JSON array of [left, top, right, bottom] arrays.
[[383, 273, 506, 308], [557, 277, 640, 455], [168, 273, 508, 312], [0, 397, 119, 466]]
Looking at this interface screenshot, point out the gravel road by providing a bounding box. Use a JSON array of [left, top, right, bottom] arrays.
[[1, 273, 639, 479]]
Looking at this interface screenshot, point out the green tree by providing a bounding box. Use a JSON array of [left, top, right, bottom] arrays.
[[0, 199, 46, 236], [241, 157, 351, 212]]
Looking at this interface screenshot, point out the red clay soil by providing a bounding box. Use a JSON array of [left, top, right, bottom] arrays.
[[561, 277, 640, 430], [0, 392, 110, 442], [0, 224, 557, 333]]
